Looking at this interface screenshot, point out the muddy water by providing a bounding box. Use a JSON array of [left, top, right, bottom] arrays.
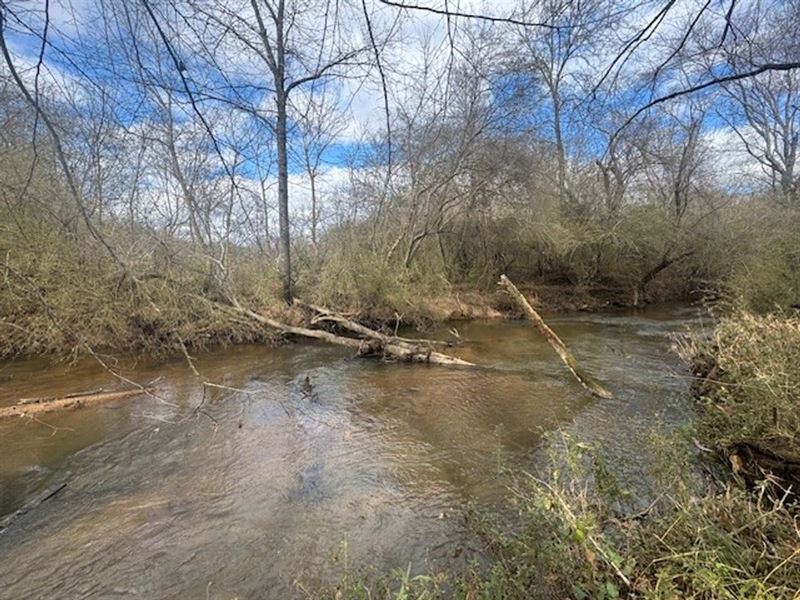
[[0, 306, 703, 598]]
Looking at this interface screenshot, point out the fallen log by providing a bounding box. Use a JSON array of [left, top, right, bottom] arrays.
[[294, 300, 457, 347], [498, 275, 612, 399], [0, 389, 148, 420], [228, 304, 475, 367], [16, 387, 107, 405]]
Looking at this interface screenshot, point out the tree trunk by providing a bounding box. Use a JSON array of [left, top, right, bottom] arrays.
[[295, 300, 456, 347], [309, 169, 318, 245], [635, 250, 694, 306], [553, 91, 568, 204], [225, 303, 474, 367], [276, 89, 293, 304]]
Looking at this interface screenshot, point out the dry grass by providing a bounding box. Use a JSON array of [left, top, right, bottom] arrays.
[[700, 312, 800, 447]]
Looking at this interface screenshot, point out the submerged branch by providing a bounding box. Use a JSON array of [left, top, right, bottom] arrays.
[[499, 275, 613, 399], [0, 388, 151, 419]]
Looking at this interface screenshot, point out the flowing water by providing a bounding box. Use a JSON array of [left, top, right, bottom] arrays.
[[0, 306, 705, 599]]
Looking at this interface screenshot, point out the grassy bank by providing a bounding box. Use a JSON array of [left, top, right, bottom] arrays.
[[4, 200, 797, 361], [691, 313, 800, 471], [0, 258, 631, 360], [325, 311, 800, 599], [0, 214, 649, 360]]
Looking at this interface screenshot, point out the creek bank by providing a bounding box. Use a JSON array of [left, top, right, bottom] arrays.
[[349, 282, 662, 327], [0, 281, 668, 361], [686, 312, 800, 500]]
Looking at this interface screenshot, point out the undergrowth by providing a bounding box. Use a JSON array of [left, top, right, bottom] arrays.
[[695, 311, 800, 448]]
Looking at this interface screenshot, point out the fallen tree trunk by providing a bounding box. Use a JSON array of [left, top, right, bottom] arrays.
[[227, 303, 475, 367], [498, 275, 612, 399], [294, 300, 456, 347], [16, 387, 107, 405], [0, 389, 148, 419]]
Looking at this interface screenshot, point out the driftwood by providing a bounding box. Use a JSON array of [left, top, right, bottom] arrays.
[[498, 275, 613, 399], [0, 482, 66, 533], [16, 387, 107, 405], [294, 300, 457, 347], [0, 389, 148, 420], [229, 303, 475, 367]]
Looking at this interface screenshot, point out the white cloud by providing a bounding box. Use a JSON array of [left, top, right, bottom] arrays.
[[704, 125, 770, 191]]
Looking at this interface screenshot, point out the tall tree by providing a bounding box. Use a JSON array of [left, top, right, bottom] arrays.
[[184, 0, 368, 303]]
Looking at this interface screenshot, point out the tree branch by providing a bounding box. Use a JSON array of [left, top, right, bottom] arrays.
[[376, 0, 562, 30], [617, 62, 800, 137]]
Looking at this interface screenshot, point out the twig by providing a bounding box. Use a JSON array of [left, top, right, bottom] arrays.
[[0, 482, 67, 533], [28, 415, 76, 436]]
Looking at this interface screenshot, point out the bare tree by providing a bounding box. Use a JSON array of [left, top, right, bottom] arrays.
[[179, 0, 369, 303], [292, 86, 346, 246], [511, 0, 612, 207], [715, 1, 800, 203]]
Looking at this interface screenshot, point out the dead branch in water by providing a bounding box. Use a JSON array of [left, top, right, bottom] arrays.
[[498, 275, 613, 399], [222, 302, 474, 367], [2, 301, 470, 423], [0, 389, 150, 420], [16, 387, 108, 405], [294, 300, 457, 347]]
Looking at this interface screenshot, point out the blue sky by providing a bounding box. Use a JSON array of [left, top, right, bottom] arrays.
[[1, 0, 780, 200]]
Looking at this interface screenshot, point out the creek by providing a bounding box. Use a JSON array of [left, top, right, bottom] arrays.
[[0, 306, 704, 598]]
